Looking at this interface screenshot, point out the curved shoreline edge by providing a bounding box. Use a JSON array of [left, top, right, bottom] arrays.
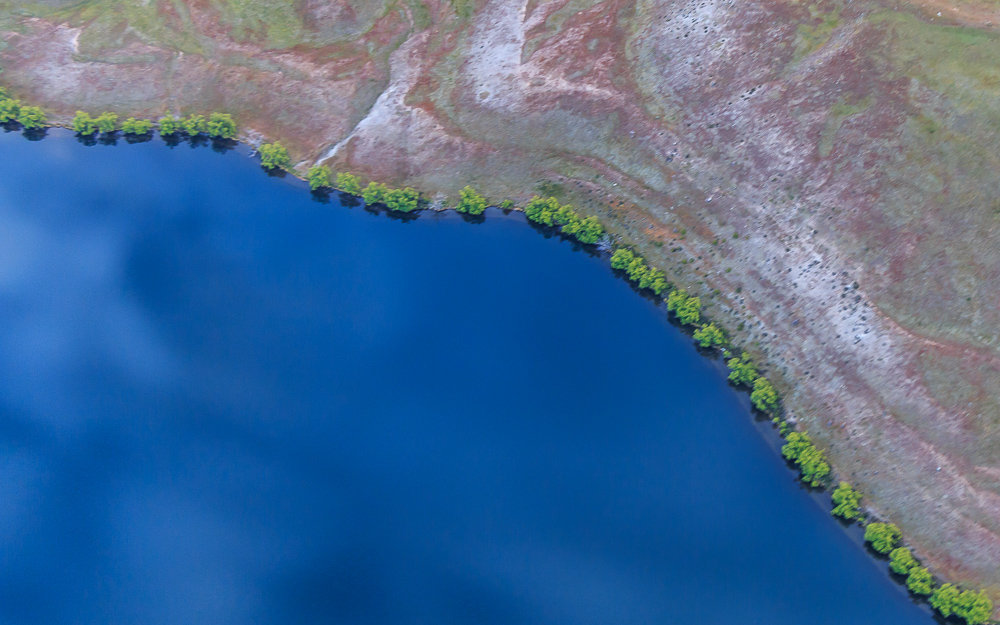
[[0, 100, 994, 623]]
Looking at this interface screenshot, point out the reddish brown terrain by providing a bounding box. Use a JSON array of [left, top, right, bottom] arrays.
[[2, 0, 1000, 611]]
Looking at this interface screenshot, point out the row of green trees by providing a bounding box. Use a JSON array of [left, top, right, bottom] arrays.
[[72, 111, 236, 138], [610, 249, 669, 294], [524, 196, 605, 244], [0, 90, 46, 129]]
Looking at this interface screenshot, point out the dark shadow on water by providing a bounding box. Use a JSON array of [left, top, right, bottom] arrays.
[[211, 137, 237, 154], [23, 127, 47, 142], [98, 133, 119, 146], [458, 211, 486, 225], [1, 121, 19, 133], [362, 202, 420, 223], [338, 193, 361, 208], [76, 133, 98, 147], [264, 166, 287, 178], [310, 189, 332, 205], [161, 133, 184, 148], [124, 133, 154, 144], [188, 135, 209, 149]]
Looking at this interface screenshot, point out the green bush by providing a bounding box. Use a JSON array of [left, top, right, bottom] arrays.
[[565, 215, 604, 244], [524, 196, 559, 226], [72, 111, 98, 136], [95, 112, 118, 133], [456, 185, 486, 215], [159, 115, 181, 135], [611, 249, 667, 294], [931, 584, 961, 618], [386, 187, 419, 212], [956, 589, 993, 625], [307, 165, 332, 191], [906, 566, 934, 595], [121, 117, 153, 135], [362, 181, 389, 205], [259, 142, 291, 170], [17, 105, 46, 129], [889, 547, 918, 575], [831, 482, 862, 520], [183, 113, 207, 135], [782, 431, 830, 487], [751, 377, 778, 412], [500, 199, 514, 209], [0, 97, 20, 122], [667, 289, 701, 325], [207, 112, 237, 139], [336, 172, 362, 195], [693, 323, 727, 348], [864, 522, 901, 554], [727, 353, 759, 386]]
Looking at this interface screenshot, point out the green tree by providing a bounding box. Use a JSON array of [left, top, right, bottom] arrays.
[[575, 216, 604, 244], [95, 112, 118, 133], [930, 583, 961, 618], [336, 172, 362, 195], [693, 323, 727, 349], [831, 482, 862, 520], [727, 353, 759, 386], [956, 589, 993, 625], [524, 196, 559, 226], [0, 98, 20, 122], [906, 566, 934, 595], [751, 377, 779, 413], [72, 111, 98, 135], [864, 522, 902, 554], [781, 432, 830, 487], [17, 105, 46, 129], [362, 181, 389, 205], [667, 289, 701, 325], [611, 249, 636, 270], [259, 142, 291, 170], [889, 547, 918, 575], [640, 267, 668, 295], [159, 115, 181, 135], [183, 113, 207, 135], [207, 112, 237, 139], [307, 165, 332, 191], [121, 117, 153, 135], [386, 187, 419, 212], [456, 185, 487, 215]]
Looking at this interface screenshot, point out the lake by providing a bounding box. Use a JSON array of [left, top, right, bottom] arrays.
[[0, 129, 936, 625]]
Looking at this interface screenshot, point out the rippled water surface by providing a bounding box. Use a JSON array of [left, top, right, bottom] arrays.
[[0, 129, 935, 625]]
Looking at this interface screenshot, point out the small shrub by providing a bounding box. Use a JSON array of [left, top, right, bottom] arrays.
[[0, 97, 20, 122], [906, 566, 933, 595], [207, 112, 236, 139], [16, 105, 46, 129], [95, 112, 118, 133], [782, 431, 830, 487], [667, 289, 701, 325], [362, 181, 390, 205], [727, 353, 759, 386], [864, 522, 901, 554], [307, 165, 332, 191], [386, 187, 419, 212], [159, 115, 182, 135], [121, 117, 153, 135], [455, 185, 486, 215], [956, 589, 993, 625], [931, 584, 961, 618], [259, 142, 291, 170], [336, 172, 362, 195], [183, 113, 207, 135], [72, 111, 98, 136], [831, 482, 862, 520], [693, 323, 727, 349], [750, 377, 779, 413], [524, 196, 559, 226], [889, 547, 918, 575]]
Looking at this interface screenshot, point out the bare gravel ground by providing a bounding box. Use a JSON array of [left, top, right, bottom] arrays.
[[2, 0, 1000, 612]]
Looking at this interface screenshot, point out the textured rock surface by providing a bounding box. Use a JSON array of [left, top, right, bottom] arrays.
[[2, 0, 1000, 608]]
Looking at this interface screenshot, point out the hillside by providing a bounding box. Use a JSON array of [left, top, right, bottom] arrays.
[[2, 0, 1000, 609]]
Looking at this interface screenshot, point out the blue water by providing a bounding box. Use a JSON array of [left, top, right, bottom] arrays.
[[0, 129, 934, 625]]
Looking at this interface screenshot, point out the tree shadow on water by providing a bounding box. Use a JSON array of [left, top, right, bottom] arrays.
[[458, 211, 486, 225], [339, 193, 361, 208], [310, 189, 331, 205], [161, 133, 184, 148], [124, 133, 153, 144], [188, 135, 209, 149], [23, 127, 48, 141], [75, 133, 98, 147], [98, 132, 118, 146], [211, 137, 237, 154], [263, 166, 286, 178], [362, 202, 420, 223]]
